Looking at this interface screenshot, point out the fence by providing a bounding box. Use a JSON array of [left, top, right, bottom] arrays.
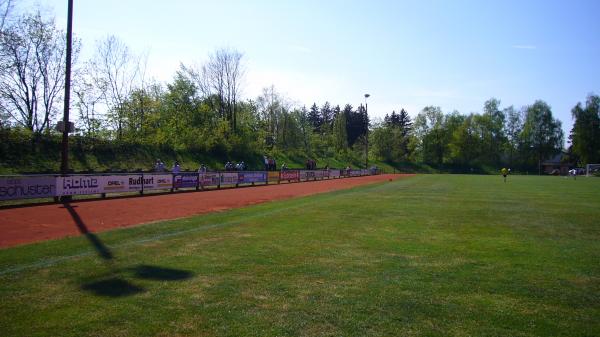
[[0, 168, 380, 202]]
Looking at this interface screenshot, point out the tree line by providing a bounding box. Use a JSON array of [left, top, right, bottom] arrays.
[[1, 7, 599, 171]]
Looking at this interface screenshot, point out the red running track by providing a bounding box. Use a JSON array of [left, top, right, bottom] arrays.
[[0, 174, 411, 248]]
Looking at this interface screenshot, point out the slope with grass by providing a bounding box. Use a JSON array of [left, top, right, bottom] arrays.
[[0, 175, 599, 336]]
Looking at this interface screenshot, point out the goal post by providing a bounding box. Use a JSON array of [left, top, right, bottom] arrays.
[[586, 164, 600, 177]]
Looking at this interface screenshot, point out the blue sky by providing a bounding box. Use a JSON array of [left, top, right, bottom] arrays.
[[28, 0, 600, 140]]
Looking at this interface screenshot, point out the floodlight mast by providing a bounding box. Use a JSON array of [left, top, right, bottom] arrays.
[[364, 94, 370, 169], [60, 0, 73, 176]]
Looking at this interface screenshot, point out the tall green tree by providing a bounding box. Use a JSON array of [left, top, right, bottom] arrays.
[[570, 94, 600, 164], [503, 105, 523, 167], [332, 105, 348, 152], [308, 103, 321, 133], [320, 101, 333, 133], [414, 106, 446, 164], [481, 98, 506, 165], [519, 100, 564, 169]]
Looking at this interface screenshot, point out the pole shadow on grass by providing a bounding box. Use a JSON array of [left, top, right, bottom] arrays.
[[81, 277, 145, 297], [61, 203, 194, 297], [129, 264, 194, 281], [80, 265, 194, 298], [61, 202, 113, 260], [60, 202, 147, 297]]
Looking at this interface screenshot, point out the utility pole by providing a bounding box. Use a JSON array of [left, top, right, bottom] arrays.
[[60, 0, 73, 176], [364, 93, 370, 169]]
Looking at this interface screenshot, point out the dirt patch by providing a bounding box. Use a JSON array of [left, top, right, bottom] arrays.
[[0, 174, 412, 248]]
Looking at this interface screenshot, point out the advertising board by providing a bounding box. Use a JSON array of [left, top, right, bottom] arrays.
[[0, 176, 56, 200], [350, 170, 362, 177], [329, 169, 341, 178], [100, 175, 138, 193], [313, 170, 324, 179], [134, 174, 173, 191], [173, 173, 199, 189], [300, 170, 316, 180], [267, 171, 279, 183], [57, 175, 103, 196], [199, 172, 220, 187], [280, 170, 299, 182], [238, 171, 266, 184], [220, 172, 239, 185]]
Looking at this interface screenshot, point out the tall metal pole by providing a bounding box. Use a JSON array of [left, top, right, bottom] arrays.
[[364, 94, 370, 169], [60, 0, 73, 175]]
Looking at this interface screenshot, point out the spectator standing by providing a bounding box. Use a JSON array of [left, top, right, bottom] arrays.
[[154, 159, 165, 172], [172, 161, 181, 174]]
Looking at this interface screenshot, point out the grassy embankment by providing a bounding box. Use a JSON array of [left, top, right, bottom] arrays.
[[0, 175, 598, 336], [0, 133, 407, 174]]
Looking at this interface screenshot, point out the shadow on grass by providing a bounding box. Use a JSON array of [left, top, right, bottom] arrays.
[[61, 203, 194, 297], [80, 265, 194, 297], [130, 264, 194, 281], [81, 277, 144, 297]]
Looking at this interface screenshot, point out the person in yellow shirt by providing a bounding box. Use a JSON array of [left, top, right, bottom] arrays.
[[501, 168, 509, 182]]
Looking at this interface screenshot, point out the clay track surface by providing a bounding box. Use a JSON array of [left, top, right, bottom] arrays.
[[0, 174, 411, 248]]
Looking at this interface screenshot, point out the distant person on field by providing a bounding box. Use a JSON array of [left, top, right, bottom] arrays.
[[501, 167, 508, 182], [569, 168, 577, 180]]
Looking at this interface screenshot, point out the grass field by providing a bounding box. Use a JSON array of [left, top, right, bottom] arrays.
[[0, 175, 599, 336]]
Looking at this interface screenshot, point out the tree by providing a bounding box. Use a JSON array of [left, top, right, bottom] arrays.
[[449, 113, 480, 165], [320, 101, 333, 132], [90, 35, 139, 139], [73, 73, 103, 137], [481, 98, 506, 165], [256, 85, 285, 147], [332, 105, 348, 151], [520, 100, 564, 169], [570, 94, 600, 164], [0, 11, 74, 134], [503, 105, 523, 166], [0, 0, 14, 31], [186, 48, 244, 133], [308, 102, 321, 132], [413, 106, 446, 164]]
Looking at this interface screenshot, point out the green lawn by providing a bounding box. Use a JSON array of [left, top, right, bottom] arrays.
[[0, 175, 599, 336]]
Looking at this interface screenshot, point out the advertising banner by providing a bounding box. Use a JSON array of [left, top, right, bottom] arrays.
[[350, 170, 362, 177], [57, 175, 103, 196], [199, 173, 220, 187], [173, 173, 199, 189], [238, 171, 266, 184], [329, 169, 341, 178], [132, 174, 173, 191], [267, 171, 279, 183], [280, 170, 299, 182], [361, 169, 369, 176], [220, 172, 238, 185], [313, 170, 324, 179], [0, 176, 57, 200], [300, 170, 316, 180], [99, 175, 138, 193]]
